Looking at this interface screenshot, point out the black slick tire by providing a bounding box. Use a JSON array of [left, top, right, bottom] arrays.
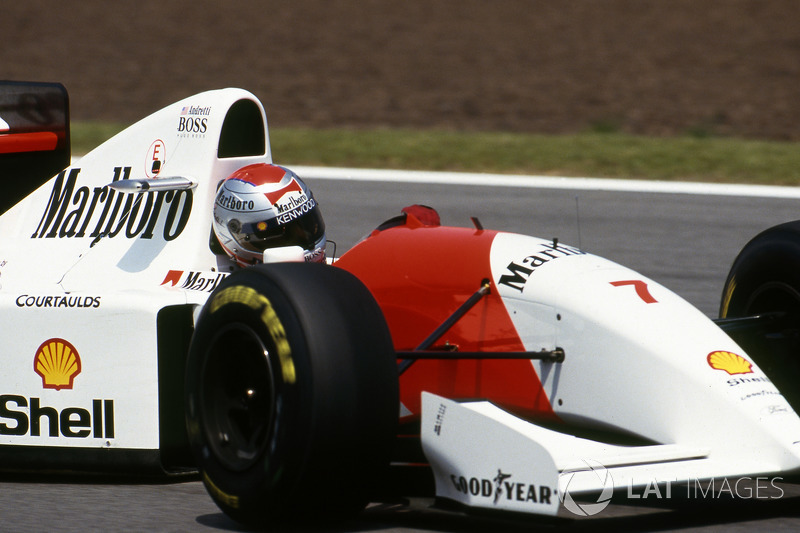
[[185, 262, 398, 527], [720, 220, 800, 410]]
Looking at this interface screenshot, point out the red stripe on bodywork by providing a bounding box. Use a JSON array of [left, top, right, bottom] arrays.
[[160, 270, 184, 287], [0, 132, 59, 154], [335, 221, 556, 422]]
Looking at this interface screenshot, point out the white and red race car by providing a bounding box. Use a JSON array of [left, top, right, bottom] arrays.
[[0, 81, 798, 527]]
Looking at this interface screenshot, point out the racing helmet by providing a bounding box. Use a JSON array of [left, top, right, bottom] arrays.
[[213, 163, 326, 265]]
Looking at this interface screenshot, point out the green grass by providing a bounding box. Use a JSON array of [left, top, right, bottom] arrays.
[[71, 122, 128, 154], [72, 122, 800, 186]]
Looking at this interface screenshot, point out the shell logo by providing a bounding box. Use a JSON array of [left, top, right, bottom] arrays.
[[707, 350, 753, 375], [34, 338, 81, 390]]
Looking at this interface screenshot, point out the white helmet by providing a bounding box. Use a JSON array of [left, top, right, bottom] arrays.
[[213, 163, 326, 266]]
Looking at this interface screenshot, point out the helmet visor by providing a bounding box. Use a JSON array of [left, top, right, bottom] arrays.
[[229, 205, 326, 254]]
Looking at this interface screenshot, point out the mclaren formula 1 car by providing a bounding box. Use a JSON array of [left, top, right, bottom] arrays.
[[1, 81, 800, 527]]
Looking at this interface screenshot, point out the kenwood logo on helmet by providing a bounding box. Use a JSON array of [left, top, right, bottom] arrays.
[[275, 197, 317, 226]]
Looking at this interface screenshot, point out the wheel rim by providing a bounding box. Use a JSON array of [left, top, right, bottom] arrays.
[[747, 281, 800, 316], [201, 323, 276, 472]]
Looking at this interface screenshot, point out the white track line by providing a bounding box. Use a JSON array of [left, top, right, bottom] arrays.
[[293, 165, 800, 199], [71, 158, 800, 199]]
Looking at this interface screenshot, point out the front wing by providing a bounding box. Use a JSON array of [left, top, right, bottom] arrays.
[[420, 392, 789, 517]]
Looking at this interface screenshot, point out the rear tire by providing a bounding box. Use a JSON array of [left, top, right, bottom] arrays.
[[185, 262, 398, 527]]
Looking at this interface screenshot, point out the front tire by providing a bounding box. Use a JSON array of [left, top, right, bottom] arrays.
[[185, 262, 398, 527], [720, 221, 800, 410]]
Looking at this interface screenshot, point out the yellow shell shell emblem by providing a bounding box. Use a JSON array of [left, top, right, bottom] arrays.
[[707, 350, 752, 375], [34, 338, 81, 390]]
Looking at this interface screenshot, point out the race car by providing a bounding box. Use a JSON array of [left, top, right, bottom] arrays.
[[1, 80, 799, 528]]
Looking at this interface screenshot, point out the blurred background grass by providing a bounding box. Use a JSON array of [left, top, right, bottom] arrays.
[[73, 122, 800, 185]]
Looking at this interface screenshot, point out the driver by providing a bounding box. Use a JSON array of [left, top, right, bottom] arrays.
[[212, 163, 326, 266]]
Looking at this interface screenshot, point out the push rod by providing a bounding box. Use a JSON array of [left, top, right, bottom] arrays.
[[398, 281, 490, 375]]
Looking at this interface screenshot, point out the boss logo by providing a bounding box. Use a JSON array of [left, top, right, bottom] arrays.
[[177, 116, 207, 134]]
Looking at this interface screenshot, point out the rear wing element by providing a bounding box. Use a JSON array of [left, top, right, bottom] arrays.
[[0, 81, 70, 213]]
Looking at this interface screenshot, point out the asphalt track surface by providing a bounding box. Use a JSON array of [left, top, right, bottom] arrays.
[[4, 171, 800, 532]]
